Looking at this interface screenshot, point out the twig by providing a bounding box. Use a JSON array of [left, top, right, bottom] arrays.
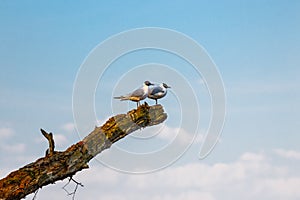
[[32, 189, 39, 200], [62, 177, 84, 200]]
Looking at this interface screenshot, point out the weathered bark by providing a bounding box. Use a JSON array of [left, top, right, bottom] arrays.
[[0, 103, 167, 200]]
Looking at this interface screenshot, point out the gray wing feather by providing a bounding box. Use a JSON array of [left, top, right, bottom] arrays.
[[150, 87, 164, 95], [131, 88, 145, 97]]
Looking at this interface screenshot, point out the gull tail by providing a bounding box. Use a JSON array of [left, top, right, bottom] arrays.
[[114, 95, 130, 101]]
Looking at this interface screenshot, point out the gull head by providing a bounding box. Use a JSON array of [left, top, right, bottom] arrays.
[[144, 80, 154, 86], [162, 83, 171, 88]]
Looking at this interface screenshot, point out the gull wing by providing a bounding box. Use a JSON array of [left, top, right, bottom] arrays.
[[149, 87, 164, 95], [131, 88, 145, 97]]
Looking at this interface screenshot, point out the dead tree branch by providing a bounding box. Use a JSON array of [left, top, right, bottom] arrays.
[[0, 103, 167, 200]]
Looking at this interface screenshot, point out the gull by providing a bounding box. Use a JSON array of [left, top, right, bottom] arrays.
[[148, 83, 171, 104], [114, 81, 154, 107]]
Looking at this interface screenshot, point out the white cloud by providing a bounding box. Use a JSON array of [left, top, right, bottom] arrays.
[[122, 151, 299, 200], [152, 191, 215, 200], [240, 152, 266, 162], [22, 150, 300, 200], [156, 126, 204, 145], [273, 148, 300, 160], [53, 134, 69, 148], [0, 127, 14, 139], [61, 122, 75, 132], [260, 177, 300, 198], [74, 165, 120, 185], [1, 143, 26, 153]]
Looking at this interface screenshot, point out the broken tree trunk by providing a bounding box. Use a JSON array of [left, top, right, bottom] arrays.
[[0, 103, 167, 200]]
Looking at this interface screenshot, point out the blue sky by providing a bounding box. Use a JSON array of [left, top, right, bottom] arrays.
[[1, 1, 300, 200]]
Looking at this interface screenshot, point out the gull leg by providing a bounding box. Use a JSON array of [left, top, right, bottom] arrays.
[[156, 99, 158, 105]]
